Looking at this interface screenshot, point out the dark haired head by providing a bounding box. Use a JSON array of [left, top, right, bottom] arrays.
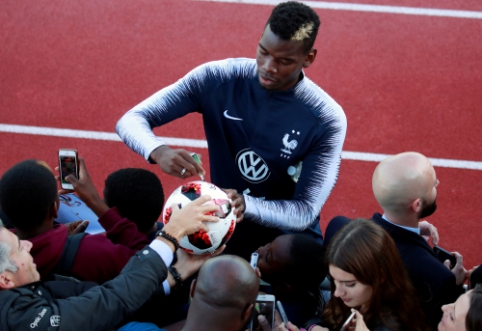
[[267, 1, 320, 53], [103, 168, 164, 233], [323, 218, 426, 331], [285, 234, 326, 290], [257, 234, 325, 291], [0, 160, 58, 232], [467, 285, 482, 331]]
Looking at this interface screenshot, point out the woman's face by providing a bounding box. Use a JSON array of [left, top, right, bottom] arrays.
[[438, 291, 471, 331], [329, 265, 373, 311]]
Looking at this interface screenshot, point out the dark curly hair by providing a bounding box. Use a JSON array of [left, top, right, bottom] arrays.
[[0, 160, 58, 232], [267, 1, 321, 53], [103, 168, 164, 233]]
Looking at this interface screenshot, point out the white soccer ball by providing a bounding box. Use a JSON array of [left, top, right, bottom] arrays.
[[162, 181, 236, 255]]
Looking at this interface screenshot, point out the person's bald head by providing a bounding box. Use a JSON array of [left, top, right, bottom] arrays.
[[194, 255, 259, 309], [372, 152, 439, 219]]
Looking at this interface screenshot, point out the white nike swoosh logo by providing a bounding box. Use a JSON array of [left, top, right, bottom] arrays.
[[223, 110, 243, 121]]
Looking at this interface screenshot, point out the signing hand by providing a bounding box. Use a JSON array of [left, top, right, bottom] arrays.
[[150, 145, 205, 179], [224, 189, 245, 223]]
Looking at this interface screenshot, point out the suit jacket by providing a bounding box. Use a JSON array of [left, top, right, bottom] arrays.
[[372, 213, 464, 330]]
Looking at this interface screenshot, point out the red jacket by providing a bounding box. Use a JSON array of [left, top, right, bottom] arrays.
[[29, 207, 150, 283]]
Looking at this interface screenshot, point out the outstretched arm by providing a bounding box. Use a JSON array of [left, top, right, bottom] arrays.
[[243, 118, 346, 231], [116, 63, 216, 179]]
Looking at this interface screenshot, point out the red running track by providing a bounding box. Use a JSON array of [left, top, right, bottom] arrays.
[[1, 0, 481, 267]]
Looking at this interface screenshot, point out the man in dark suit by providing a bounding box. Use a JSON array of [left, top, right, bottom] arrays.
[[325, 152, 466, 331]]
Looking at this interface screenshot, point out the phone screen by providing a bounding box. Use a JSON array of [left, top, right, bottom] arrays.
[[250, 298, 275, 331], [60, 156, 77, 184]]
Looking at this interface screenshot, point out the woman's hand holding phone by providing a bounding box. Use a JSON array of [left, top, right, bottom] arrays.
[[352, 310, 370, 331]]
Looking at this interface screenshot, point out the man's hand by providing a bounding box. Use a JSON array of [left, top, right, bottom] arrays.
[[66, 220, 90, 235], [224, 189, 245, 223], [55, 158, 109, 217], [446, 252, 467, 285], [467, 265, 480, 289], [258, 311, 295, 331], [419, 220, 439, 245], [167, 245, 226, 288], [150, 146, 205, 179], [163, 195, 220, 241]]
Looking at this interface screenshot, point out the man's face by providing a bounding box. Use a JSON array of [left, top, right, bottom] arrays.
[[0, 228, 40, 288], [419, 198, 437, 218], [419, 165, 439, 219], [256, 235, 293, 282], [256, 25, 316, 91]]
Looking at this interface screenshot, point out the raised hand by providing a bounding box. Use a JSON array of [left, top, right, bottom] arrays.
[[163, 195, 220, 241], [150, 145, 205, 179]]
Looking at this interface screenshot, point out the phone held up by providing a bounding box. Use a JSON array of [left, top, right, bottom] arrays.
[[58, 149, 79, 190], [249, 294, 275, 331], [341, 311, 356, 331], [433, 246, 457, 269]]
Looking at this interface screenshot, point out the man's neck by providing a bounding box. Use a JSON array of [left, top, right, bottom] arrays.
[[16, 220, 54, 240], [182, 303, 241, 331], [383, 211, 419, 228]]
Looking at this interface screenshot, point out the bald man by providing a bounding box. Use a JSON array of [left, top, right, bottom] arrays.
[[325, 152, 466, 331], [182, 255, 259, 331]]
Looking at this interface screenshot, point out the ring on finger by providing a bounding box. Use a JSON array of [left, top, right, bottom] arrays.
[[180, 168, 187, 176]]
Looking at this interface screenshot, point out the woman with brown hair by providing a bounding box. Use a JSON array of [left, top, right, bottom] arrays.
[[267, 218, 426, 331]]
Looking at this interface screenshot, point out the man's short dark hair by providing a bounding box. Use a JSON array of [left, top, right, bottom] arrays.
[[267, 1, 321, 53], [0, 160, 58, 232], [103, 168, 164, 232]]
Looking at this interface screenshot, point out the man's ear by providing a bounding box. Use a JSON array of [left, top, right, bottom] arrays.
[[190, 278, 197, 299], [412, 198, 423, 213], [0, 272, 16, 290], [242, 303, 255, 324], [303, 48, 317, 68], [50, 198, 59, 219]]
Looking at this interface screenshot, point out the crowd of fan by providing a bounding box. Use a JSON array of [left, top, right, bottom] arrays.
[[0, 151, 480, 331]]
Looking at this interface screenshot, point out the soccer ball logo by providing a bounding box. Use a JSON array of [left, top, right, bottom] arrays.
[[162, 181, 236, 254]]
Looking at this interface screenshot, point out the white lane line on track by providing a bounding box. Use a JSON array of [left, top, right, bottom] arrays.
[[1, 123, 481, 170], [194, 0, 482, 19]]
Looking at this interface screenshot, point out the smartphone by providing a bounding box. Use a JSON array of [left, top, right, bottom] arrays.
[[433, 246, 457, 269], [341, 311, 356, 331], [58, 149, 79, 190], [276, 300, 289, 326], [250, 253, 259, 270], [249, 294, 275, 331]]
